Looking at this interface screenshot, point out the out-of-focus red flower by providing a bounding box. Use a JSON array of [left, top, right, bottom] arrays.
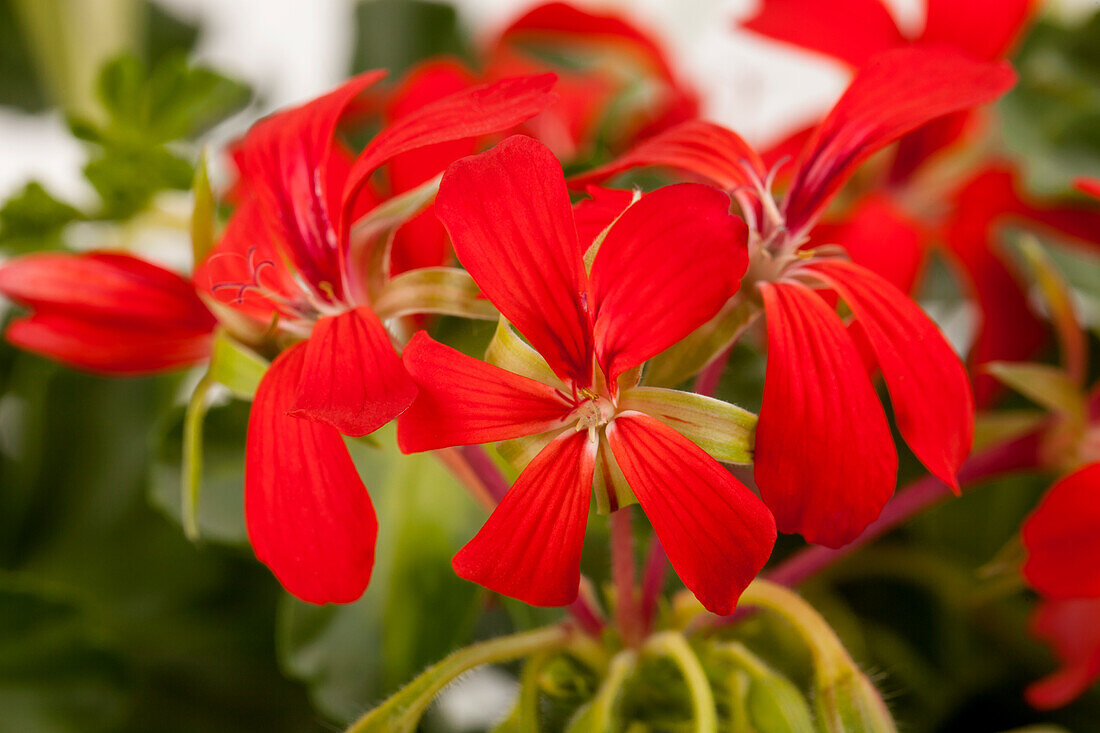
[[576, 47, 1004, 546], [742, 0, 1033, 180], [0, 252, 215, 374], [485, 2, 698, 162], [398, 135, 775, 614], [195, 71, 556, 605], [1021, 463, 1100, 709]]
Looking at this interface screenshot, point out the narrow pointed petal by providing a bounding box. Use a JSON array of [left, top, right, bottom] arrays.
[[398, 332, 573, 453], [436, 135, 593, 385], [246, 343, 377, 604], [452, 431, 595, 606], [6, 314, 213, 374], [237, 71, 386, 297], [922, 0, 1033, 60], [607, 413, 776, 615], [1026, 598, 1100, 710], [1022, 463, 1100, 599], [0, 252, 215, 374], [0, 252, 213, 330], [341, 74, 558, 230], [806, 259, 973, 491], [290, 307, 415, 436], [569, 120, 766, 192], [589, 183, 747, 386], [755, 281, 897, 548], [783, 48, 1016, 236], [741, 0, 902, 67], [812, 194, 926, 293]]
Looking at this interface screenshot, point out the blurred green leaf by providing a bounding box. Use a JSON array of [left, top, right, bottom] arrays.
[[0, 0, 48, 110], [1002, 11, 1100, 195], [351, 0, 472, 77], [0, 182, 82, 248], [83, 141, 193, 220]]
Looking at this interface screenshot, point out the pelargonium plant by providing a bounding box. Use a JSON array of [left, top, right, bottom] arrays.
[[2, 1, 1100, 731]]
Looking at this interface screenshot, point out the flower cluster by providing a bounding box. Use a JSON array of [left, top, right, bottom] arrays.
[[2, 1, 1100, 722]]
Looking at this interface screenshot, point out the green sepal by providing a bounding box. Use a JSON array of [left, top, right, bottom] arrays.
[[643, 298, 761, 388], [593, 429, 636, 514], [582, 189, 641, 273], [710, 642, 815, 733], [985, 361, 1085, 423], [485, 317, 566, 389], [564, 650, 636, 732], [190, 147, 215, 266], [619, 387, 756, 464], [209, 329, 269, 400], [180, 373, 214, 541], [498, 429, 561, 472], [372, 266, 498, 321]]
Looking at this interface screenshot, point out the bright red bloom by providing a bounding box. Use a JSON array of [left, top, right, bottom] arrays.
[[1022, 463, 1100, 600], [196, 72, 555, 604], [575, 47, 1000, 546], [485, 2, 698, 161], [742, 0, 1033, 179], [0, 252, 215, 374], [398, 136, 775, 614]]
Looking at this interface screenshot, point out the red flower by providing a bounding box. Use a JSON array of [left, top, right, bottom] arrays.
[[575, 47, 1005, 546], [485, 2, 698, 161], [0, 252, 215, 374], [195, 71, 556, 604], [1026, 597, 1100, 710], [1020, 460, 1100, 708], [742, 0, 1033, 180], [397, 135, 775, 614]]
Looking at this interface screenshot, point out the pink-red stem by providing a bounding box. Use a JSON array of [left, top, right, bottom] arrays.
[[611, 507, 642, 645]]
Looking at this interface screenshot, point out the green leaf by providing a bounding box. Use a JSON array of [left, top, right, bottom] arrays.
[[83, 142, 193, 220], [985, 361, 1084, 421], [0, 182, 82, 247], [351, 0, 472, 77], [618, 386, 756, 464], [208, 330, 268, 400], [190, 148, 216, 266]]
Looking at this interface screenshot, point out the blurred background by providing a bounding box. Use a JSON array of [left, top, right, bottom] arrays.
[[2, 1, 1100, 731]]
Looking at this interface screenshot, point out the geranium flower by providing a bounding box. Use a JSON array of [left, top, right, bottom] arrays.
[[0, 252, 215, 374], [398, 135, 775, 614], [1021, 463, 1100, 708], [574, 47, 1008, 546], [194, 71, 556, 604]]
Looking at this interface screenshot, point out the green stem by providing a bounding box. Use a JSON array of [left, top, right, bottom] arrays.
[[643, 632, 717, 733], [181, 373, 214, 541], [345, 625, 572, 733]]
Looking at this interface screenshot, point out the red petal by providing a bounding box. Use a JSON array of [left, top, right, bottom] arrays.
[[755, 281, 897, 548], [6, 314, 212, 374], [812, 195, 926, 293], [607, 413, 775, 615], [741, 0, 902, 67], [0, 251, 213, 331], [922, 0, 1033, 60], [398, 331, 573, 453], [1022, 463, 1100, 599], [290, 307, 415, 436], [783, 48, 1016, 236], [452, 430, 595, 606], [436, 135, 593, 385], [573, 186, 636, 247], [1026, 598, 1100, 709], [341, 74, 558, 232], [806, 259, 973, 491], [246, 343, 377, 604], [589, 183, 747, 386], [569, 120, 766, 192], [496, 2, 678, 82], [237, 71, 386, 298], [1077, 177, 1100, 200]]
